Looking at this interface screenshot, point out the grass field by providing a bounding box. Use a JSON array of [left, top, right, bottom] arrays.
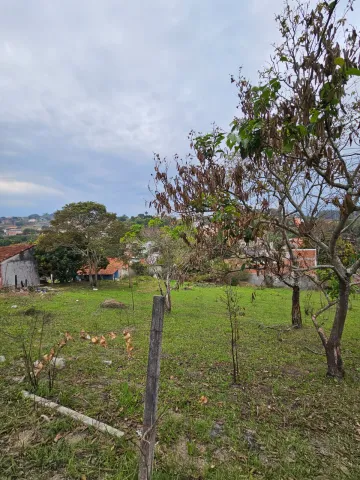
[[1, 279, 360, 479]]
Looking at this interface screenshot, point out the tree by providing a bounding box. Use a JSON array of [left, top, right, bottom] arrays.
[[153, 0, 360, 377], [34, 246, 84, 283], [144, 220, 191, 312], [37, 202, 117, 287], [120, 219, 192, 311]]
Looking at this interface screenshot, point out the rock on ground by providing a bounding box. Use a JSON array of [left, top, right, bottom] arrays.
[[100, 299, 127, 309], [50, 357, 66, 369]]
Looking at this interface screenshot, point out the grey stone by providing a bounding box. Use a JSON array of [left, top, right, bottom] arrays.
[[210, 422, 224, 438], [50, 357, 66, 369], [244, 429, 260, 451]]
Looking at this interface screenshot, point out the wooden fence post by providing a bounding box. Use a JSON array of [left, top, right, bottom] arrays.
[[138, 295, 165, 480]]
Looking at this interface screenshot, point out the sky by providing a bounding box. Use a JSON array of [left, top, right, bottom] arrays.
[[0, 0, 301, 216]]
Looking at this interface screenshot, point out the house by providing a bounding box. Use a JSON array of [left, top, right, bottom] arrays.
[[246, 247, 317, 288], [0, 244, 40, 288], [77, 258, 128, 281], [4, 226, 23, 236], [224, 238, 317, 288], [288, 248, 317, 269]]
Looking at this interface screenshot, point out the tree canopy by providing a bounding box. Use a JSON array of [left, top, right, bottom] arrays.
[[153, 0, 360, 377], [37, 202, 118, 286]]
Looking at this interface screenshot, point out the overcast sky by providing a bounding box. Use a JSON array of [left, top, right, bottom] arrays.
[[0, 0, 316, 216]]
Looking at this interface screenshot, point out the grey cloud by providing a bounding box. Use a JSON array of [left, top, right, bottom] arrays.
[[1, 0, 289, 215]]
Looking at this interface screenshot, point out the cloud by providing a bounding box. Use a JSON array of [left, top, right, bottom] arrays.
[[0, 0, 304, 215], [0, 179, 64, 196]]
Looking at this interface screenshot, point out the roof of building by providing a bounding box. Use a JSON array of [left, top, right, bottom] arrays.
[[79, 258, 126, 276], [0, 244, 34, 263]]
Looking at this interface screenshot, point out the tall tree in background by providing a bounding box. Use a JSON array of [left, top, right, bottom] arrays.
[[34, 247, 84, 283], [38, 202, 117, 287], [153, 0, 360, 377]]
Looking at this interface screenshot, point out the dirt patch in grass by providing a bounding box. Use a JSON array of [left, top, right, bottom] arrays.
[[9, 428, 38, 451]]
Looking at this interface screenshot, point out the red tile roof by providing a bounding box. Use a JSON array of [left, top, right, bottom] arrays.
[[0, 244, 34, 263], [79, 258, 126, 276]]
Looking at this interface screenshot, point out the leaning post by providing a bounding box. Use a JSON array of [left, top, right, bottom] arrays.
[[138, 295, 165, 480]]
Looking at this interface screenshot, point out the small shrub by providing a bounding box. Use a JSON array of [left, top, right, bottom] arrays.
[[264, 274, 275, 288], [227, 270, 250, 286], [131, 262, 148, 276]]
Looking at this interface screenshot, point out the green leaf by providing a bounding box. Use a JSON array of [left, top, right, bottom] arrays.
[[282, 140, 294, 154], [334, 57, 345, 67], [264, 148, 273, 159], [280, 55, 288, 62], [226, 133, 238, 149], [310, 110, 320, 123], [240, 263, 246, 271], [347, 67, 360, 76], [297, 124, 307, 137]]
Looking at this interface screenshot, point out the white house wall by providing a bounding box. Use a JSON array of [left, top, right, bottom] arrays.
[[1, 249, 40, 287]]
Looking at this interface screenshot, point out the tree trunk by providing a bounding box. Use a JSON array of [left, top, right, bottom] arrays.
[[164, 274, 171, 312], [291, 284, 302, 328], [325, 279, 350, 378]]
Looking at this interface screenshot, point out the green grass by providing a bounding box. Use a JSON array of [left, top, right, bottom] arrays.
[[1, 279, 360, 479]]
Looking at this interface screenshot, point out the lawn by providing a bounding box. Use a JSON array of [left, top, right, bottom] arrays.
[[0, 279, 360, 480]]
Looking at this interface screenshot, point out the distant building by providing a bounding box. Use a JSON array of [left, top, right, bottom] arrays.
[[0, 244, 39, 288], [4, 226, 23, 236], [225, 241, 317, 289], [77, 258, 128, 281]]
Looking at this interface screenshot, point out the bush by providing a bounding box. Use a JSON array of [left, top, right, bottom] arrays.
[[190, 273, 220, 283], [226, 270, 250, 286], [131, 261, 148, 276], [264, 274, 275, 288]]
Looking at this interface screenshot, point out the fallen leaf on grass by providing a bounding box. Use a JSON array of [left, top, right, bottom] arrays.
[[65, 332, 74, 341], [33, 360, 44, 377], [99, 335, 107, 348], [80, 330, 91, 340], [109, 332, 117, 340], [91, 336, 99, 344], [199, 395, 208, 405], [54, 432, 65, 443], [123, 330, 133, 357], [43, 347, 55, 363]]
